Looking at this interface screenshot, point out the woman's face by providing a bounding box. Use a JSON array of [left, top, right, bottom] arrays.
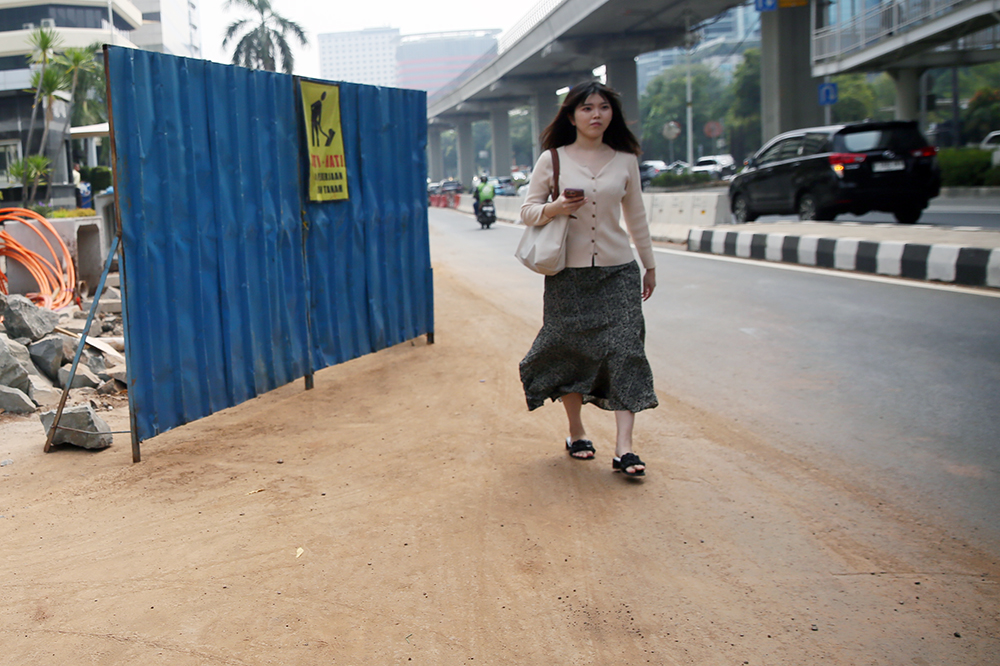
[[569, 92, 613, 141]]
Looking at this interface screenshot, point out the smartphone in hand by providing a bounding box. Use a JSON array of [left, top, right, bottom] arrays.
[[563, 188, 585, 200]]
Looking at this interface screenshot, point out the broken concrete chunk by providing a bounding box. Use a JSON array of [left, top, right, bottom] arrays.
[[96, 379, 125, 395], [2, 295, 60, 342], [58, 364, 101, 389], [0, 341, 32, 395], [3, 336, 38, 377], [28, 335, 66, 381], [39, 404, 112, 449], [105, 364, 127, 384], [0, 385, 35, 413], [84, 350, 108, 379], [27, 374, 61, 407]]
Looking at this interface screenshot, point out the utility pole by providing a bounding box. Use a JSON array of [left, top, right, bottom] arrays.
[[685, 16, 694, 166]]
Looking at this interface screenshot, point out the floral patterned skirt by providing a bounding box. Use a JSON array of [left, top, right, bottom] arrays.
[[519, 261, 657, 412]]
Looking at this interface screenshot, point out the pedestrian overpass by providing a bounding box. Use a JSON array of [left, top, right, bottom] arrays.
[[428, 0, 1000, 187]]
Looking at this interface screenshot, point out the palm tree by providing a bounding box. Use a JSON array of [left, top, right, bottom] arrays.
[[9, 155, 52, 206], [24, 27, 63, 157], [223, 0, 307, 74], [55, 46, 101, 132], [29, 66, 70, 202]]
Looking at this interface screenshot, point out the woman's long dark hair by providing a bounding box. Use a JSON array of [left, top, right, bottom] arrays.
[[540, 81, 641, 155]]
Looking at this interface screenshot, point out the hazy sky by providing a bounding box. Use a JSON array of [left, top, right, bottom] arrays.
[[202, 0, 544, 77]]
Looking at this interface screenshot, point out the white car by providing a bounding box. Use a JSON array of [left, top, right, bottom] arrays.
[[980, 131, 1000, 150], [690, 154, 736, 179]]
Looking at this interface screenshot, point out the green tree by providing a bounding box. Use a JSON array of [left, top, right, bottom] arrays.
[[963, 87, 1000, 141], [831, 73, 877, 123], [725, 48, 761, 162], [24, 27, 63, 156], [29, 66, 70, 202], [9, 155, 52, 206], [509, 108, 533, 169], [55, 46, 101, 132], [223, 0, 307, 74], [640, 63, 728, 163]]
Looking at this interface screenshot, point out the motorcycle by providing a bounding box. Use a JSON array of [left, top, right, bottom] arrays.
[[476, 199, 496, 229]]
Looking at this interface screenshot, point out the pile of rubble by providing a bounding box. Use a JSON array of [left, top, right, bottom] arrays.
[[0, 284, 127, 448]]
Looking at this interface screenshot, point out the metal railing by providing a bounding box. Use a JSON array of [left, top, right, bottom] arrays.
[[812, 0, 990, 63], [498, 0, 567, 54]]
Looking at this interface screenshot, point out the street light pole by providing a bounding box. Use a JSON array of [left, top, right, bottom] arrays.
[[685, 19, 694, 166]]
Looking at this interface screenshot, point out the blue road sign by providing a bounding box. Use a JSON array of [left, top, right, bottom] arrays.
[[819, 82, 839, 106], [755, 0, 778, 11]]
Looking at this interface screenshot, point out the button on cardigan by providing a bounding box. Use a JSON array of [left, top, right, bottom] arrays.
[[520, 147, 656, 270]]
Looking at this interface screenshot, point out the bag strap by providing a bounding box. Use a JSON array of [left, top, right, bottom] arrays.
[[549, 147, 559, 200]]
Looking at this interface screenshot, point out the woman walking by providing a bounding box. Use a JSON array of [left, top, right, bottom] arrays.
[[519, 81, 657, 477]]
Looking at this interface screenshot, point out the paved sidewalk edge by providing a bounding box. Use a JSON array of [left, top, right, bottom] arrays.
[[686, 228, 1000, 289]]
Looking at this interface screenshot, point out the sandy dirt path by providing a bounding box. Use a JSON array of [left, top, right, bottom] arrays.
[[1, 264, 997, 665]]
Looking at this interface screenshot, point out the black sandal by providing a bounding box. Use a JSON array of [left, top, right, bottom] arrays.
[[565, 437, 596, 460], [613, 452, 646, 476]]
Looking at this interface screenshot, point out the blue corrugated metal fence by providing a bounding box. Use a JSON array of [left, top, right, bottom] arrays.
[[106, 47, 432, 448]]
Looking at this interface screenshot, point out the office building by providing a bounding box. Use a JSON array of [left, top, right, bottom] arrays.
[[318, 28, 400, 87], [397, 30, 498, 96], [0, 0, 143, 191], [129, 0, 202, 58]]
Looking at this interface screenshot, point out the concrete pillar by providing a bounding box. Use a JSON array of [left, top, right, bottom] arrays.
[[86, 138, 98, 168], [489, 107, 512, 177], [760, 6, 824, 143], [456, 118, 474, 190], [605, 56, 642, 144], [530, 86, 561, 163], [427, 126, 444, 182], [889, 68, 922, 121]]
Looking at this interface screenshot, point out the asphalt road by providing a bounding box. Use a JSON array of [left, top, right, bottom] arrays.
[[429, 206, 1000, 555], [752, 196, 1000, 228]]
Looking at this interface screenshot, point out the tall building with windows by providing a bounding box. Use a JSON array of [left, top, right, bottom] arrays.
[[0, 0, 143, 192], [397, 30, 498, 96], [317, 28, 499, 95], [318, 28, 400, 87], [637, 3, 760, 93], [129, 0, 201, 58]]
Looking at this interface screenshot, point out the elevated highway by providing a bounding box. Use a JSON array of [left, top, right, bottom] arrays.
[[427, 0, 744, 186]]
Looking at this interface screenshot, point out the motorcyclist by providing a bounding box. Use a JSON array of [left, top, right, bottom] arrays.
[[473, 175, 494, 217]]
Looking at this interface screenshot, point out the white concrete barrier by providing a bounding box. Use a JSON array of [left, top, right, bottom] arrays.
[[449, 190, 731, 244]]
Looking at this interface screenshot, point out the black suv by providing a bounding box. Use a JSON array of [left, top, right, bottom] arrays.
[[729, 121, 941, 224]]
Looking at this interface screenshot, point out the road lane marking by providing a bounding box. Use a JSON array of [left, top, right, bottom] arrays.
[[651, 246, 1000, 298]]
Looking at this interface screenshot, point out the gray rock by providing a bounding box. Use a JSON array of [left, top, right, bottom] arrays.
[[0, 385, 35, 413], [106, 364, 127, 384], [2, 336, 37, 377], [39, 404, 112, 449], [0, 342, 31, 394], [58, 364, 101, 389], [27, 374, 61, 407], [96, 379, 125, 395], [85, 350, 108, 379], [2, 295, 59, 342], [28, 335, 65, 380]]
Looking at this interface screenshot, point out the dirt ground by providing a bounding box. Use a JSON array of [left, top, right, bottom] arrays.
[[1, 265, 997, 665]]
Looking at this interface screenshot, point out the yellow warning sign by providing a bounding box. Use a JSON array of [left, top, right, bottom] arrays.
[[301, 80, 348, 202]]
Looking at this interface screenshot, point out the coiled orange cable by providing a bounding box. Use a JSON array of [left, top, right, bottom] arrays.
[[0, 207, 77, 310]]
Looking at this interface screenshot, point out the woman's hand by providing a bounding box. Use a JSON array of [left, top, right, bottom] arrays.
[[546, 192, 587, 219], [642, 268, 656, 301]]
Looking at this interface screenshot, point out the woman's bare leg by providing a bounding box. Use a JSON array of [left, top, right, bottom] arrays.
[[615, 410, 644, 474], [562, 393, 592, 458]]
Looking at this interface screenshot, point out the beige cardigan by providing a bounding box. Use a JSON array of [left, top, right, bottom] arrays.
[[520, 147, 655, 270]]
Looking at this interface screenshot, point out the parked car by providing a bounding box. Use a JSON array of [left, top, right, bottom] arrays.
[[639, 160, 669, 189], [980, 130, 1000, 150], [728, 121, 941, 225], [690, 154, 735, 179], [490, 176, 518, 196]]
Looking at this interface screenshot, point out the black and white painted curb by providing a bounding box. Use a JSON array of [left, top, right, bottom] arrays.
[[687, 228, 1000, 289]]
